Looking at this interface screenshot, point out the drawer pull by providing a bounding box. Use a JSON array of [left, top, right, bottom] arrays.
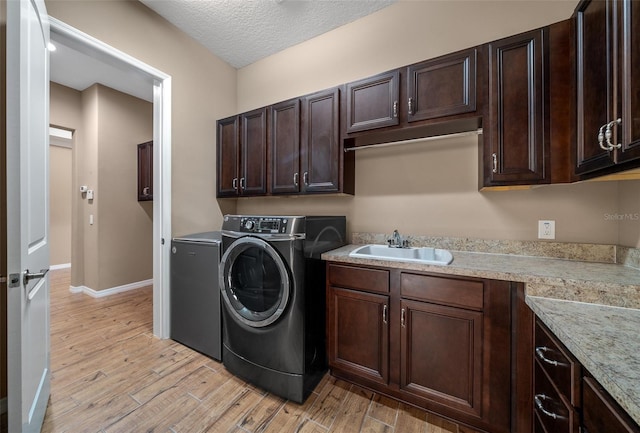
[[536, 346, 567, 367], [383, 304, 388, 324], [534, 394, 565, 420]]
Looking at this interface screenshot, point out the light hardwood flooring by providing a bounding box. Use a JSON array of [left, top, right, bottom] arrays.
[[43, 268, 475, 433]]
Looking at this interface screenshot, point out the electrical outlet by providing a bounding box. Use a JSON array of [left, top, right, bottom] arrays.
[[538, 220, 555, 240]]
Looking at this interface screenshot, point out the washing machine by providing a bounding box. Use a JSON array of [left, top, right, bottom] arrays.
[[219, 215, 346, 403]]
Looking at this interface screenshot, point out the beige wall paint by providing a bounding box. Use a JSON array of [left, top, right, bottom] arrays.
[[46, 0, 238, 236], [237, 1, 579, 112], [49, 145, 72, 265], [618, 180, 640, 248], [80, 85, 99, 290], [234, 0, 632, 245], [50, 83, 83, 268], [96, 84, 153, 290]]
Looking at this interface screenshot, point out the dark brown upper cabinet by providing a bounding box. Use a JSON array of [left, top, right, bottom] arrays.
[[137, 141, 153, 201], [216, 108, 268, 198], [485, 29, 548, 186], [343, 48, 480, 144], [345, 70, 400, 133], [406, 48, 477, 122], [483, 20, 574, 188], [270, 98, 301, 194], [301, 87, 352, 194], [576, 0, 640, 177]]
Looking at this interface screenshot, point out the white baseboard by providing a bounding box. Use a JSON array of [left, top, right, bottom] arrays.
[[69, 278, 152, 298], [50, 263, 71, 270], [0, 396, 6, 415]]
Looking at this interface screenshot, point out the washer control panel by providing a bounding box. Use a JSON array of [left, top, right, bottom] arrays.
[[240, 216, 288, 234]]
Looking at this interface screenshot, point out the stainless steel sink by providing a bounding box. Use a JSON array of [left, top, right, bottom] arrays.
[[348, 244, 453, 265]]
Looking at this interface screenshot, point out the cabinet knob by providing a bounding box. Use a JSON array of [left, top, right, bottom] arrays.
[[142, 186, 150, 196], [303, 171, 309, 186], [393, 101, 399, 118], [232, 178, 238, 191], [240, 177, 246, 190], [492, 153, 498, 173], [407, 98, 414, 116], [293, 172, 299, 187], [401, 307, 406, 327], [383, 304, 388, 324]]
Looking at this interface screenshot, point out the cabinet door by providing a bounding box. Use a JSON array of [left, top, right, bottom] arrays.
[[327, 286, 389, 386], [618, 0, 640, 163], [301, 88, 341, 193], [576, 0, 616, 174], [486, 29, 548, 185], [583, 376, 640, 433], [240, 108, 268, 196], [345, 70, 400, 133], [400, 299, 483, 418], [217, 115, 240, 197], [407, 48, 477, 122], [270, 99, 301, 194], [137, 141, 153, 201]]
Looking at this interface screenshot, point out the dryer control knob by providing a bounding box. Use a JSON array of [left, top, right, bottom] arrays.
[[244, 220, 255, 230]]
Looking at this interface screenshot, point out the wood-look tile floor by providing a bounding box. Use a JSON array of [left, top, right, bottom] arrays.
[[42, 268, 472, 433]]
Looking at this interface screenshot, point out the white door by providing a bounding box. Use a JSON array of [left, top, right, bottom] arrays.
[[6, 0, 51, 431]]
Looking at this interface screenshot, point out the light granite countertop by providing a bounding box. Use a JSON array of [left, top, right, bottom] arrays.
[[322, 244, 640, 425], [527, 296, 640, 426]]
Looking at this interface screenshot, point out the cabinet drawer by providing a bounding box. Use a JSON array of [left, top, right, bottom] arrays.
[[534, 320, 581, 407], [400, 273, 483, 310], [534, 362, 579, 433], [583, 376, 640, 433], [328, 264, 389, 294]]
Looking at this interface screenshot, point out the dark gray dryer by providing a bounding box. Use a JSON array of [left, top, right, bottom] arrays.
[[170, 231, 222, 360], [219, 215, 346, 403]]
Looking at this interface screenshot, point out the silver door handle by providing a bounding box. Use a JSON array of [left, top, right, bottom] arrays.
[[23, 268, 49, 286]]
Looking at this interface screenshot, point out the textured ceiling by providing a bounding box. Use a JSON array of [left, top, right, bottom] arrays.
[[140, 0, 396, 68]]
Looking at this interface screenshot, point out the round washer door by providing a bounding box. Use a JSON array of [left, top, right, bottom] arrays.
[[219, 236, 291, 328]]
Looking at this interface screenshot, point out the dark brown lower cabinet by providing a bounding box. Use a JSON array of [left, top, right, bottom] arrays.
[[534, 319, 640, 433], [326, 263, 513, 433], [582, 377, 640, 433]]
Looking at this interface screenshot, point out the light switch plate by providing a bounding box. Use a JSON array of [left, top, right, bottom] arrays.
[[538, 220, 555, 240]]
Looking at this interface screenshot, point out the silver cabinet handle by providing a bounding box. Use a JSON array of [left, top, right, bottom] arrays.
[[599, 118, 622, 151], [408, 98, 414, 116], [240, 177, 246, 190], [383, 305, 388, 324], [232, 178, 238, 191], [293, 172, 299, 187], [393, 101, 399, 118], [535, 346, 567, 367], [605, 118, 622, 150], [23, 268, 49, 287], [142, 186, 150, 196], [534, 394, 565, 420], [492, 153, 498, 173], [303, 171, 309, 186], [401, 308, 406, 328]]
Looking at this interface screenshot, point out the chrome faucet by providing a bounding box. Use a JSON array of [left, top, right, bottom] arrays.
[[388, 229, 408, 248]]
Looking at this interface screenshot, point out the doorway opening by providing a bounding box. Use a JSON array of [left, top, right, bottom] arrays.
[[49, 18, 172, 338]]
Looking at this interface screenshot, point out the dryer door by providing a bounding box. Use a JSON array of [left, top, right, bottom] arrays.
[[220, 236, 291, 328]]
